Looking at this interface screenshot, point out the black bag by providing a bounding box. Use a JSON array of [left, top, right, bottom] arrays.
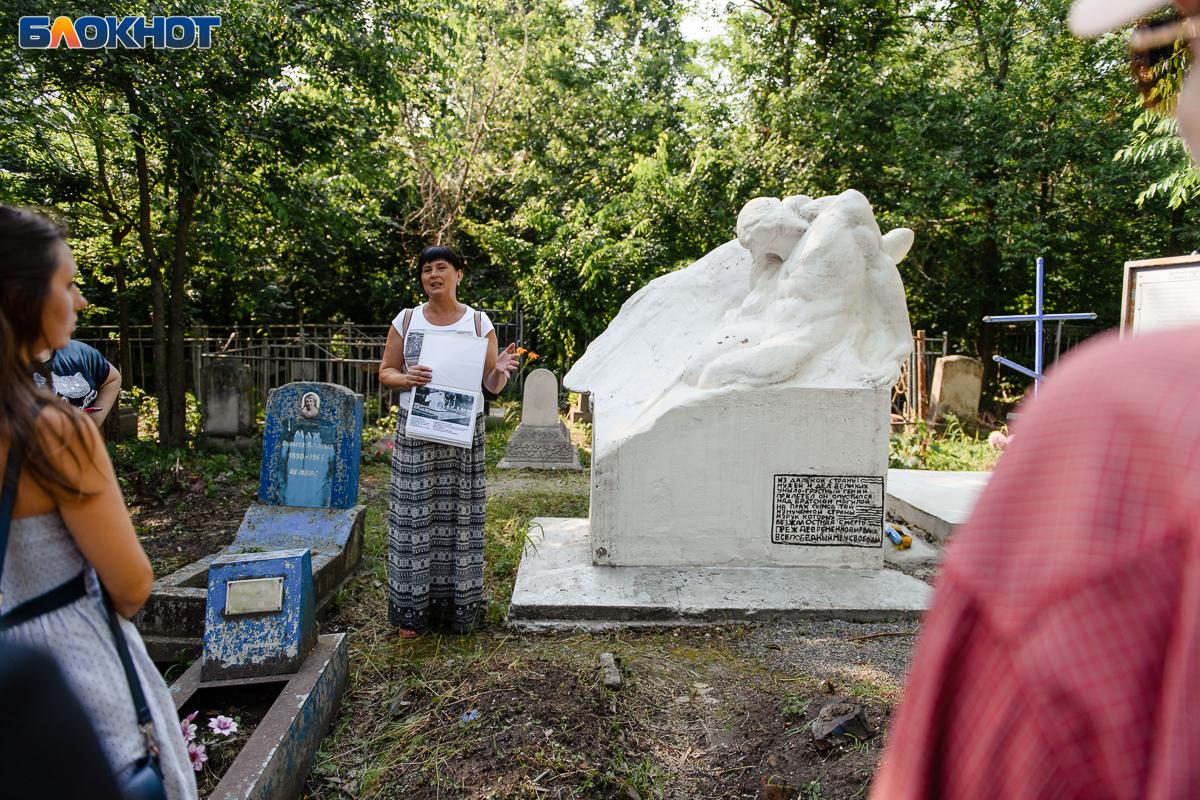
[[0, 443, 168, 800]]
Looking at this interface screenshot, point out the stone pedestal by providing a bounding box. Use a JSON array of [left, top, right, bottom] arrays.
[[202, 549, 316, 681], [499, 368, 580, 470], [591, 386, 889, 569], [499, 422, 581, 470]]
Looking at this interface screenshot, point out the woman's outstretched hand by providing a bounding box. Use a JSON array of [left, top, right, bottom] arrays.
[[495, 343, 520, 378]]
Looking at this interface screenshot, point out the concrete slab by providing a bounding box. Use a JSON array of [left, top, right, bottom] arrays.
[[136, 506, 364, 662], [509, 518, 932, 629], [886, 469, 990, 543]]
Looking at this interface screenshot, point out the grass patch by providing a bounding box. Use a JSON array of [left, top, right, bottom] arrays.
[[889, 414, 1000, 471], [485, 488, 589, 623], [305, 437, 909, 798]]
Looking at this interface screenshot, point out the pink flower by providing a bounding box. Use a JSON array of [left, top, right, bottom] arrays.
[[180, 711, 198, 743], [988, 431, 1010, 451], [188, 742, 208, 771], [208, 715, 238, 736]]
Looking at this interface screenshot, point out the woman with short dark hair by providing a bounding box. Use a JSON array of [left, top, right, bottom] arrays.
[[378, 245, 518, 636], [0, 206, 197, 798]]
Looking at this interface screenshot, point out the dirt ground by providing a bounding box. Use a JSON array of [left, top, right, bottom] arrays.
[[123, 456, 257, 577], [307, 461, 924, 800]]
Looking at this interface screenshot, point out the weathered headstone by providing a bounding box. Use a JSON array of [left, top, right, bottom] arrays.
[[930, 355, 983, 421], [201, 358, 255, 440], [567, 392, 592, 424], [259, 382, 363, 509], [510, 190, 932, 625], [498, 368, 580, 470], [201, 549, 316, 681]]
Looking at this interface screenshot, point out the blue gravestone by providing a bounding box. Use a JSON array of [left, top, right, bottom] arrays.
[[258, 383, 363, 510], [202, 549, 316, 681]]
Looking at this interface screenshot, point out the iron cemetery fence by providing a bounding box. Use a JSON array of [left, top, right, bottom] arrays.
[[76, 316, 1094, 429], [75, 312, 523, 427]]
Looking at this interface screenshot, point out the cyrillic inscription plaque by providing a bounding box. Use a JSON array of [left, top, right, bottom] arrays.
[[771, 474, 883, 548]]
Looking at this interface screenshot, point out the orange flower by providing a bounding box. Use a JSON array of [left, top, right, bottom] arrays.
[[528, 352, 539, 361], [516, 346, 528, 355]]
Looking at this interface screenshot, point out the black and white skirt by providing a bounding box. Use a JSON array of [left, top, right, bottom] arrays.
[[386, 405, 486, 634]]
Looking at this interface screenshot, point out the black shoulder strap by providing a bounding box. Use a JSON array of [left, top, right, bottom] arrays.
[[402, 307, 414, 339], [102, 591, 155, 734], [0, 444, 22, 589], [474, 310, 482, 337]]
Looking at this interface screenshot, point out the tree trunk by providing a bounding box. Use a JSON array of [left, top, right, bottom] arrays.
[[976, 201, 1003, 402], [164, 186, 198, 447], [124, 85, 170, 447], [113, 253, 133, 382]]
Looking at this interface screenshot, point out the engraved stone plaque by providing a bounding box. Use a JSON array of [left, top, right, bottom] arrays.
[[505, 427, 576, 461], [771, 474, 883, 548], [224, 577, 284, 615], [499, 418, 580, 470]]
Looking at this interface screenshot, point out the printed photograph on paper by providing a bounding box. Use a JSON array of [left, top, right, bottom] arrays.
[[410, 386, 475, 427]]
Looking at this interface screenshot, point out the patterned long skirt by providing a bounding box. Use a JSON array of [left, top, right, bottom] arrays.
[[387, 406, 487, 634]]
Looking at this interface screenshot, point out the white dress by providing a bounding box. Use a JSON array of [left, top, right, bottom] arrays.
[[0, 512, 198, 799]]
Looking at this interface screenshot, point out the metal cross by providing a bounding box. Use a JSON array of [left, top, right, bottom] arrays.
[[983, 257, 1097, 395]]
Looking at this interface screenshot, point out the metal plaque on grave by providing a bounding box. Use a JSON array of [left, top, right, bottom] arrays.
[[771, 474, 884, 548]]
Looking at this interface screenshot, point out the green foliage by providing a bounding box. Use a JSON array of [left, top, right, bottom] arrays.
[[889, 415, 999, 472], [111, 439, 259, 501], [5, 0, 1200, 410]]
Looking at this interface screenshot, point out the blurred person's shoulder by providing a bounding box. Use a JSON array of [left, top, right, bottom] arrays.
[[1044, 325, 1200, 398], [942, 324, 1200, 632]]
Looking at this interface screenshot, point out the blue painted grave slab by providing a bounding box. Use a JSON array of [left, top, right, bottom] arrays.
[[202, 549, 317, 681], [259, 382, 363, 509], [231, 504, 361, 554]]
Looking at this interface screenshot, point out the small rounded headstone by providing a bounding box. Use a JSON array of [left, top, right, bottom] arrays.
[[522, 368, 560, 427]]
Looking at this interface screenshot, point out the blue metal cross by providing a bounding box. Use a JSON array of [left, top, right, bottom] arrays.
[[983, 257, 1097, 395]]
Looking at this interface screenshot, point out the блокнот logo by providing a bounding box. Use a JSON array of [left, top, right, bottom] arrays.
[[19, 16, 221, 49]]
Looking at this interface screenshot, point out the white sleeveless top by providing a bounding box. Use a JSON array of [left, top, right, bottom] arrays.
[[391, 303, 494, 417]]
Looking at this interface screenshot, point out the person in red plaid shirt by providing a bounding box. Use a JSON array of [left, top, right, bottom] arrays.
[[872, 2, 1200, 798]]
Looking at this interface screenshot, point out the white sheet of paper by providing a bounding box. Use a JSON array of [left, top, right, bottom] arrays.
[[416, 331, 488, 391]]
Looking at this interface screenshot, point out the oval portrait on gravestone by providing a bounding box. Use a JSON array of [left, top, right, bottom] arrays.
[[300, 391, 321, 419]]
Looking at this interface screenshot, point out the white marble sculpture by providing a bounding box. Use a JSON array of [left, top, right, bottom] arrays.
[[565, 190, 914, 569]]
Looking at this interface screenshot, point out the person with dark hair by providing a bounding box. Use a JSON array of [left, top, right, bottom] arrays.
[[33, 339, 122, 425], [378, 245, 519, 636], [872, 1, 1200, 797], [0, 206, 197, 798]]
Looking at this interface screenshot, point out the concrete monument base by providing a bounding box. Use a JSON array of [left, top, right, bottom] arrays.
[[509, 518, 932, 629], [885, 468, 990, 543]]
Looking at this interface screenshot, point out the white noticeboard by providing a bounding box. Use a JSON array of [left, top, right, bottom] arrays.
[[1122, 256, 1200, 337]]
